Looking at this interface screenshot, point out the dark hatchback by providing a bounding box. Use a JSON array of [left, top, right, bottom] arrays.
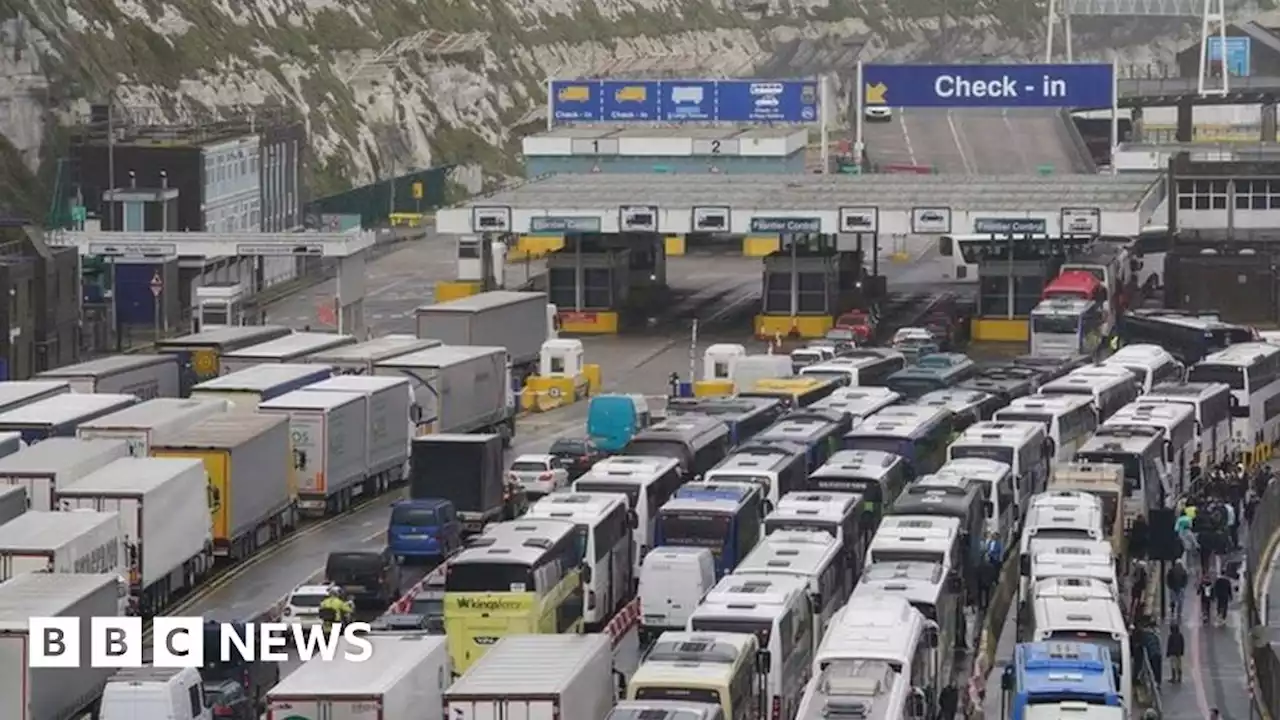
[[548, 437, 605, 478], [203, 678, 256, 719], [325, 548, 402, 610]]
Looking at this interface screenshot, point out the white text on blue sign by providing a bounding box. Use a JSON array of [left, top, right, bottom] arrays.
[[935, 74, 1070, 100]]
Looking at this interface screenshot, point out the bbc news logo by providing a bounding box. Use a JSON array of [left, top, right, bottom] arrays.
[[28, 617, 374, 667]]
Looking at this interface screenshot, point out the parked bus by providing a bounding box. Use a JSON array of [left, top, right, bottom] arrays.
[[524, 492, 636, 631], [843, 405, 953, 476], [666, 396, 785, 447], [625, 414, 732, 477], [934, 458, 1017, 552], [689, 574, 814, 720], [1145, 382, 1232, 467], [703, 442, 809, 510], [799, 350, 906, 388], [1188, 342, 1280, 463], [765, 491, 867, 569], [1075, 429, 1170, 521], [884, 354, 978, 399], [1102, 344, 1184, 393], [947, 421, 1050, 510], [1029, 296, 1106, 358], [995, 394, 1098, 463], [806, 450, 911, 537], [916, 389, 1002, 434], [739, 377, 841, 410], [1028, 580, 1131, 707], [752, 409, 851, 471], [853, 560, 960, 699], [628, 631, 761, 720], [1037, 366, 1140, 423], [735, 530, 852, 651], [574, 455, 683, 571], [443, 519, 585, 673], [1104, 400, 1197, 496], [800, 594, 938, 719], [656, 482, 764, 577], [810, 386, 901, 427]]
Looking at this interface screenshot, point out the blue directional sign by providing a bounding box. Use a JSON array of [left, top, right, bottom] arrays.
[[862, 64, 1114, 109], [549, 79, 819, 123], [1207, 37, 1251, 77]]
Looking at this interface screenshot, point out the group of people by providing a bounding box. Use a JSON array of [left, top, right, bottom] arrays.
[[1125, 457, 1263, 707]]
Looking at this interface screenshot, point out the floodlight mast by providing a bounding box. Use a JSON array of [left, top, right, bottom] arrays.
[[1043, 0, 1228, 97]]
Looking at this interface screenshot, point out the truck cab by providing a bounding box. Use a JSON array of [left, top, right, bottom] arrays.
[[387, 498, 461, 563], [193, 283, 250, 332]]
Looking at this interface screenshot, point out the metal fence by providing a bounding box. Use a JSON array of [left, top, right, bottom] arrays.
[[1246, 481, 1280, 720]]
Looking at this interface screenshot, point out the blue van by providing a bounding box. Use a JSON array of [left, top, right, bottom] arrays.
[[587, 394, 651, 453], [387, 499, 461, 563]]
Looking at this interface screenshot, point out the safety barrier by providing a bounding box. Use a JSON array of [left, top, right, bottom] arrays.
[[520, 366, 601, 413], [1245, 478, 1280, 720], [605, 598, 641, 647], [966, 549, 1020, 718]]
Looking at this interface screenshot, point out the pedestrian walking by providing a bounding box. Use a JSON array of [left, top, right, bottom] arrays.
[[1165, 558, 1189, 621], [1200, 576, 1214, 625], [1213, 572, 1233, 625], [978, 531, 1002, 613], [1167, 624, 1185, 683]]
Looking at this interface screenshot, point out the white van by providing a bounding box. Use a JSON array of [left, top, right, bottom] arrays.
[[638, 546, 716, 646], [100, 667, 209, 720]]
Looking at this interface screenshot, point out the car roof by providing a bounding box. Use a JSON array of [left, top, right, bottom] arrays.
[[514, 454, 555, 462], [292, 584, 334, 595]]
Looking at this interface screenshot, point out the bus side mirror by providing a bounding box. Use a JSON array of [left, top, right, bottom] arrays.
[[756, 649, 773, 674], [1163, 439, 1173, 463], [811, 592, 824, 609], [924, 624, 939, 648], [762, 500, 774, 516], [908, 689, 927, 718], [984, 501, 994, 518], [580, 564, 593, 584], [1019, 554, 1030, 576], [1001, 664, 1015, 691], [627, 510, 638, 529]]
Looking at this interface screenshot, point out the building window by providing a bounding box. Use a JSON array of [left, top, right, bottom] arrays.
[[1178, 179, 1228, 210]]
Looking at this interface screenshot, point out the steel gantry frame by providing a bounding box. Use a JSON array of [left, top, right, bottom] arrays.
[[47, 229, 377, 335], [1045, 0, 1231, 96]]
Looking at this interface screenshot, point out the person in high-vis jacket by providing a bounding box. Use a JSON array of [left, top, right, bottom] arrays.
[[319, 587, 354, 632]]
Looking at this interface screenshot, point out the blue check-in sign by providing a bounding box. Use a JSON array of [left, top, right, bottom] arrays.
[[862, 63, 1113, 109]]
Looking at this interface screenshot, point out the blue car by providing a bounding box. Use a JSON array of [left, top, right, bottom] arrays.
[[387, 499, 461, 563]]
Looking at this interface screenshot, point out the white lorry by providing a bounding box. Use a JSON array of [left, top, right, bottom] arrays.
[[266, 634, 450, 720], [54, 457, 215, 616], [0, 380, 69, 413], [0, 509, 126, 581], [0, 573, 122, 720], [413, 291, 549, 386], [219, 332, 357, 374], [306, 334, 440, 375], [0, 485, 26, 526], [0, 393, 139, 444], [301, 375, 413, 491], [36, 354, 180, 399], [375, 346, 515, 440], [77, 397, 229, 456], [0, 437, 131, 510], [191, 363, 334, 412], [259, 389, 369, 515], [444, 634, 615, 720]]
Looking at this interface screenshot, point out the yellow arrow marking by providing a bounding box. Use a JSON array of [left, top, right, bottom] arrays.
[[865, 82, 888, 104]]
